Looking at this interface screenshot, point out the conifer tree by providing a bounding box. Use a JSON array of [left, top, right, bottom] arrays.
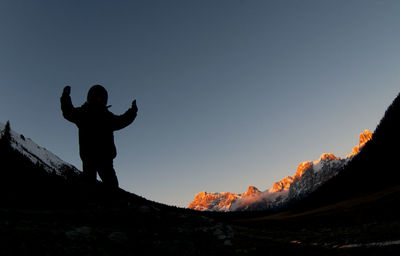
[[1, 121, 11, 145]]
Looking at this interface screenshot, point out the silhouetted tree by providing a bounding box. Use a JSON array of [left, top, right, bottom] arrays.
[[0, 120, 11, 146]]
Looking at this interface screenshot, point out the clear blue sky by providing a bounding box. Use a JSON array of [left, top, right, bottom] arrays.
[[0, 0, 399, 207]]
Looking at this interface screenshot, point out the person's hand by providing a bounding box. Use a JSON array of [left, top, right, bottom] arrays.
[[63, 86, 71, 96], [132, 99, 138, 112]]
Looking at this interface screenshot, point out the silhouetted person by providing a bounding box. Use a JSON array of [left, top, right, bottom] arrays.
[[60, 85, 137, 191]]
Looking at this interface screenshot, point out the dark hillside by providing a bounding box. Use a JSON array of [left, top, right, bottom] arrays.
[[0, 138, 78, 208], [0, 135, 154, 210]]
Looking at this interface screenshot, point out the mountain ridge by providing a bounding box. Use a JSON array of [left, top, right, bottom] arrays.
[[188, 130, 373, 211], [285, 92, 400, 211]]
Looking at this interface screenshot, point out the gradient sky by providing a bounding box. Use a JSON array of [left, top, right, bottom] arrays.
[[0, 0, 399, 207]]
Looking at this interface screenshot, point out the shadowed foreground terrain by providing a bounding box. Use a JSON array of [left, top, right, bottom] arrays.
[[1, 93, 400, 255], [0, 184, 399, 255]]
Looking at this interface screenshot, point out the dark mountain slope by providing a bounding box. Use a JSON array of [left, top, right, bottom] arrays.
[[0, 132, 164, 210]]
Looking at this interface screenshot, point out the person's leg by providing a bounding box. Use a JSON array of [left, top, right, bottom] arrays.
[[80, 160, 98, 206], [97, 159, 119, 189], [82, 160, 97, 184], [97, 159, 119, 206]]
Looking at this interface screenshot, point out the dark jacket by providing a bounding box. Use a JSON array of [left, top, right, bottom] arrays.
[[60, 94, 137, 161]]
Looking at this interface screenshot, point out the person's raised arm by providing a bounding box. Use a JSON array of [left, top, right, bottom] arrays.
[[60, 86, 79, 124], [112, 100, 138, 131]]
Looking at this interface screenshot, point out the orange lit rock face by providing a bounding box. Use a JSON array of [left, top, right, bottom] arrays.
[[294, 161, 313, 179], [269, 160, 313, 193], [360, 129, 373, 145], [270, 161, 313, 193], [187, 191, 240, 211], [346, 129, 373, 158], [187, 186, 261, 211], [270, 153, 342, 193], [269, 176, 293, 193], [242, 186, 261, 197], [318, 153, 340, 162]]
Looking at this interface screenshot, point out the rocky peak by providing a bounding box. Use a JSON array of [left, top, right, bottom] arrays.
[[347, 129, 373, 158], [318, 153, 340, 162], [269, 176, 294, 193], [270, 154, 340, 194], [294, 161, 314, 179], [269, 161, 313, 194], [187, 191, 240, 211], [359, 129, 373, 146], [242, 186, 261, 197]]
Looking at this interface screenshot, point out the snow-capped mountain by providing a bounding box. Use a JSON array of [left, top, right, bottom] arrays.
[[0, 121, 80, 177], [188, 130, 373, 211]]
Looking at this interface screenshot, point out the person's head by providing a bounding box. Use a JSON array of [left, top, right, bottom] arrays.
[[87, 85, 108, 106]]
